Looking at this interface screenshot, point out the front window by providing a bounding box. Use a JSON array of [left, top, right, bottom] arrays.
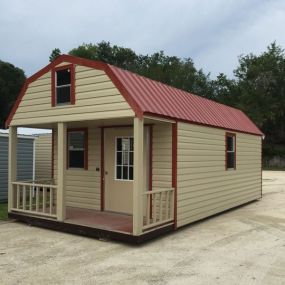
[[68, 130, 88, 169], [226, 133, 236, 170], [56, 68, 71, 104], [115, 137, 133, 180]]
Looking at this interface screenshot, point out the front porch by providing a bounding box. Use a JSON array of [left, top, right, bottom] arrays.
[[8, 116, 177, 242]]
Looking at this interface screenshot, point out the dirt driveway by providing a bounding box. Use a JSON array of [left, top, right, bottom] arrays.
[[1, 171, 285, 285]]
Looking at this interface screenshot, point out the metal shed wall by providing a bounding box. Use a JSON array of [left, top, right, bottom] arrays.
[[0, 135, 34, 202]]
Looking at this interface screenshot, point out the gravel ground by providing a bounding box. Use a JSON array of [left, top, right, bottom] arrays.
[[0, 171, 285, 285]]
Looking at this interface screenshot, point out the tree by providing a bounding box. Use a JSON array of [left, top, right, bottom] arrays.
[[0, 60, 26, 128], [68, 41, 213, 99], [49, 48, 61, 62], [234, 43, 285, 144]]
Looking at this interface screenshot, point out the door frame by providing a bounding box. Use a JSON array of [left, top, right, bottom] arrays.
[[100, 124, 153, 212]]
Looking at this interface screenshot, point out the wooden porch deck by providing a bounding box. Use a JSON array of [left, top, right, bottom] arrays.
[[65, 207, 133, 234]]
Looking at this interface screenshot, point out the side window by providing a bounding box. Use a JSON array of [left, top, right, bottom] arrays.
[[116, 137, 133, 181], [68, 129, 88, 169], [226, 133, 236, 170]]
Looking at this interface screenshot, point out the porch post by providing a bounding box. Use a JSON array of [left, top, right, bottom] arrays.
[[8, 126, 17, 212], [57, 122, 67, 221], [133, 117, 144, 235]]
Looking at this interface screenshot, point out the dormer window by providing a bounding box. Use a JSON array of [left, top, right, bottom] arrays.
[[56, 68, 71, 104], [52, 64, 75, 106]]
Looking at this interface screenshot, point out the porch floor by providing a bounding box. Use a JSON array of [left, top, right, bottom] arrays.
[[65, 207, 133, 234]]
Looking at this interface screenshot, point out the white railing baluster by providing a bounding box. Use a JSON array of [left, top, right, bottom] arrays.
[[142, 188, 174, 231], [23, 186, 26, 210], [50, 188, 53, 215], [43, 187, 46, 213], [11, 180, 57, 218], [159, 192, 163, 222], [36, 186, 39, 212], [165, 191, 169, 220], [16, 184, 20, 209], [29, 186, 32, 211], [146, 194, 150, 225]]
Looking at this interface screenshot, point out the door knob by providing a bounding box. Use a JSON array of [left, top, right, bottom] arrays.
[[105, 171, 108, 175]]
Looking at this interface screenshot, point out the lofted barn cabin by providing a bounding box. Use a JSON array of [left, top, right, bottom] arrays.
[[6, 55, 263, 243]]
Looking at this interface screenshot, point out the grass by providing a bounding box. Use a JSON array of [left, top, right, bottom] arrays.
[[0, 203, 8, 220]]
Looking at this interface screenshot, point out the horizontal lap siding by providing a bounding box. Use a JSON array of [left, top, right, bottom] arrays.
[[152, 124, 172, 190], [177, 123, 261, 228], [53, 127, 101, 210], [35, 134, 52, 180], [11, 65, 133, 126]]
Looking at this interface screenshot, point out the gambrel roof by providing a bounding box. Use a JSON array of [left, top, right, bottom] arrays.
[[6, 55, 263, 136]]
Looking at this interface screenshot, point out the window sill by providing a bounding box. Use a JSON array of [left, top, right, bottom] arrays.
[[67, 168, 87, 171]]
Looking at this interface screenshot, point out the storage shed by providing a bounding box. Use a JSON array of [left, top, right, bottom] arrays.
[[5, 55, 263, 243], [0, 132, 35, 202]]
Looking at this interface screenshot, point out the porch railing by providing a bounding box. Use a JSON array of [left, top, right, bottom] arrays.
[[142, 188, 174, 231], [11, 180, 57, 218]]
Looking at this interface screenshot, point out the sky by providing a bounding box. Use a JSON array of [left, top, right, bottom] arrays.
[[1, 0, 285, 79], [1, 0, 285, 135]]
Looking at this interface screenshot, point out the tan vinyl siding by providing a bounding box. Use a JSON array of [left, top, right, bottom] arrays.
[[35, 134, 52, 180], [177, 123, 262, 228], [11, 65, 134, 126], [53, 126, 101, 210], [152, 123, 172, 190]]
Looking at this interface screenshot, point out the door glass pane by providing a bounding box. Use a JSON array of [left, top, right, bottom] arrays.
[[117, 138, 122, 151], [116, 166, 122, 179], [129, 166, 133, 180], [122, 138, 130, 151], [122, 151, 129, 165], [117, 151, 122, 165], [123, 166, 128, 180], [129, 152, 133, 166], [130, 138, 134, 151]]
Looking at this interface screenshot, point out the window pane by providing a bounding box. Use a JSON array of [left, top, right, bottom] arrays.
[[56, 86, 70, 104], [227, 152, 235, 169], [129, 152, 133, 166], [116, 166, 122, 179], [130, 138, 134, 151], [122, 138, 130, 151], [123, 166, 128, 180], [227, 136, 234, 151], [69, 150, 84, 168], [117, 138, 122, 151], [69, 132, 84, 149], [57, 69, 71, 86], [122, 151, 129, 165], [117, 151, 122, 165], [129, 166, 133, 180]]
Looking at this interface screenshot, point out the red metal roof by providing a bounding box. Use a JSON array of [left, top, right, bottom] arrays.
[[108, 64, 263, 136], [5, 55, 263, 136]]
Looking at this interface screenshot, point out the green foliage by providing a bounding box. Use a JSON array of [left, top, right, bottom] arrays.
[[0, 60, 26, 128], [49, 48, 61, 62], [69, 42, 214, 99], [0, 203, 8, 220]]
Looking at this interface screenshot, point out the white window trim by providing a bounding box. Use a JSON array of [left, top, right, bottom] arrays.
[[114, 136, 134, 182]]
